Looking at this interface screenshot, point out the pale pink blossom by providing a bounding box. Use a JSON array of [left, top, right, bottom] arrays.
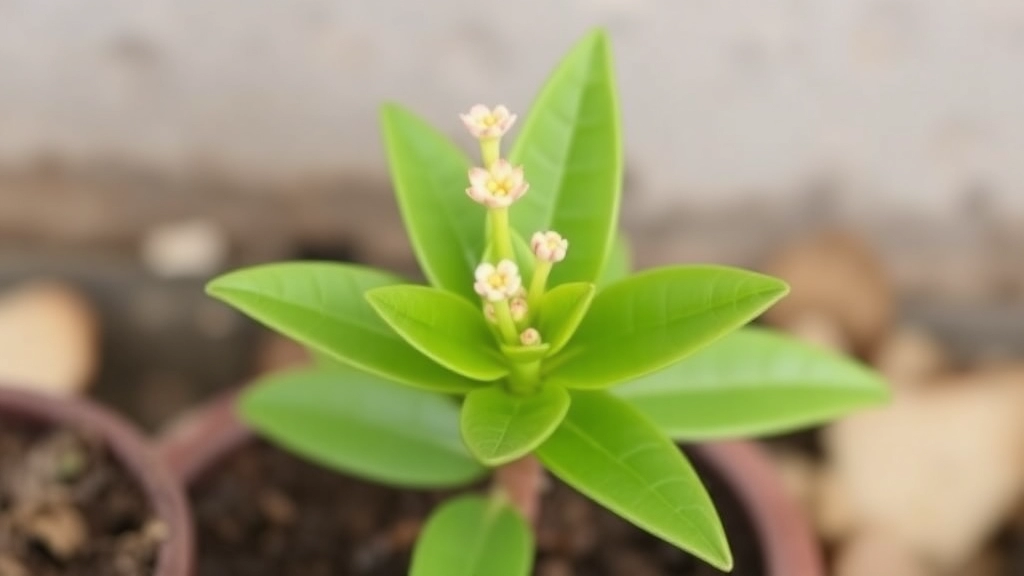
[[466, 160, 529, 208], [510, 296, 528, 322], [531, 231, 569, 263], [460, 105, 517, 139], [474, 260, 522, 302], [520, 328, 541, 346]]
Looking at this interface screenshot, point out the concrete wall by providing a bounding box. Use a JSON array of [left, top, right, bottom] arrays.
[[1, 0, 1023, 220]]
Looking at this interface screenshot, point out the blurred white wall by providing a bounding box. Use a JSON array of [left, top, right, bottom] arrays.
[[1, 0, 1022, 219]]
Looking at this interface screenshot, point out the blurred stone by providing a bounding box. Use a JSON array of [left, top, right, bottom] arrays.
[[813, 467, 856, 543], [23, 505, 88, 560], [824, 368, 1024, 569], [0, 554, 29, 576], [872, 326, 950, 390], [140, 218, 229, 278], [948, 546, 1004, 576], [780, 311, 852, 354], [0, 281, 99, 396], [762, 231, 894, 354], [766, 448, 818, 512], [253, 333, 313, 375], [833, 529, 932, 576]]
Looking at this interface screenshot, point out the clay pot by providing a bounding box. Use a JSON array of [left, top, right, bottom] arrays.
[[0, 387, 193, 576], [159, 390, 823, 576]]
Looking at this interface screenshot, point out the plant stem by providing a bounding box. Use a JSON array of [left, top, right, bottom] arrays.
[[492, 299, 520, 345], [527, 260, 551, 315], [488, 208, 514, 262], [506, 360, 542, 395], [494, 454, 544, 527], [481, 137, 500, 168]]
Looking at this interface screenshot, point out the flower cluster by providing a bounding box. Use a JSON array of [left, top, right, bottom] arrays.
[[462, 105, 571, 351]]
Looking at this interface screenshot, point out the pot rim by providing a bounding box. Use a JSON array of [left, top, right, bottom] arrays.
[[0, 387, 193, 576], [159, 389, 823, 576]]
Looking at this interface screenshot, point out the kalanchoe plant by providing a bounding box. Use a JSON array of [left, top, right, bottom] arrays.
[[206, 29, 889, 574]]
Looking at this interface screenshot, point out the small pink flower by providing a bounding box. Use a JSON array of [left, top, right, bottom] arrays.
[[474, 260, 522, 302], [531, 231, 569, 263], [510, 296, 528, 322], [460, 105, 517, 139], [520, 328, 541, 346], [466, 160, 529, 208]]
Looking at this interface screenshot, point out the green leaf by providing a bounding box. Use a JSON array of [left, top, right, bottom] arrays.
[[599, 233, 632, 288], [461, 384, 571, 466], [207, 262, 480, 393], [546, 265, 789, 389], [411, 495, 533, 576], [239, 366, 486, 488], [381, 104, 482, 301], [536, 390, 731, 570], [615, 327, 891, 439], [536, 282, 596, 356], [509, 29, 622, 286], [366, 285, 507, 382]]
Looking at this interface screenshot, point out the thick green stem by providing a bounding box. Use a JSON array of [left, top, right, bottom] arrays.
[[506, 360, 542, 395], [489, 208, 514, 262], [481, 137, 500, 167], [527, 260, 552, 315], [492, 299, 520, 345]]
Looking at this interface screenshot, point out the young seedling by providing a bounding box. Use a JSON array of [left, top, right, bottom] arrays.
[[206, 29, 889, 575]]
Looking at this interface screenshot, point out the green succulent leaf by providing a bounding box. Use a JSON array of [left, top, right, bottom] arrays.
[[381, 104, 482, 301], [206, 262, 480, 393], [509, 29, 622, 286], [239, 365, 486, 488], [461, 384, 570, 466], [410, 495, 533, 576], [599, 234, 632, 288], [536, 390, 732, 570], [546, 265, 789, 389], [615, 327, 891, 439], [366, 285, 507, 382], [536, 282, 596, 356]]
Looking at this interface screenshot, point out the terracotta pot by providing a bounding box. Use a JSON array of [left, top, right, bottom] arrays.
[[0, 387, 194, 576], [159, 390, 823, 576]]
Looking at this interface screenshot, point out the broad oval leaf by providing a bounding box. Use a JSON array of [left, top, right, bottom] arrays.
[[411, 495, 533, 576], [509, 29, 622, 286], [615, 327, 891, 440], [239, 366, 486, 488], [536, 390, 732, 571], [206, 262, 480, 393], [366, 285, 508, 382], [598, 233, 632, 288], [536, 282, 596, 356], [381, 104, 482, 301], [461, 384, 571, 466], [546, 265, 789, 389]]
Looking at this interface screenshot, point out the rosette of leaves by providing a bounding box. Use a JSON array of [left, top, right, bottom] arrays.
[[206, 29, 888, 575]]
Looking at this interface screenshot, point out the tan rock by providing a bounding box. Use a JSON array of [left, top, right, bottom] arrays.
[[0, 281, 99, 397], [140, 218, 229, 278], [833, 529, 932, 576], [824, 369, 1024, 569], [947, 547, 1004, 576], [813, 467, 856, 543], [762, 231, 894, 354], [22, 505, 88, 560], [766, 448, 818, 512], [872, 326, 950, 389]]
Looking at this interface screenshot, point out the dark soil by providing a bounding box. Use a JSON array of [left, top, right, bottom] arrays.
[[0, 417, 163, 576], [191, 440, 764, 576]]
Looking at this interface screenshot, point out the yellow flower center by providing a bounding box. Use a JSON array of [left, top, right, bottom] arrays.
[[487, 272, 506, 289], [482, 114, 498, 127], [486, 177, 513, 196]]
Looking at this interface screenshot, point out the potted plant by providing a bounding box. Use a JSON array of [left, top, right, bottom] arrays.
[[0, 387, 192, 576], [170, 28, 888, 575]]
